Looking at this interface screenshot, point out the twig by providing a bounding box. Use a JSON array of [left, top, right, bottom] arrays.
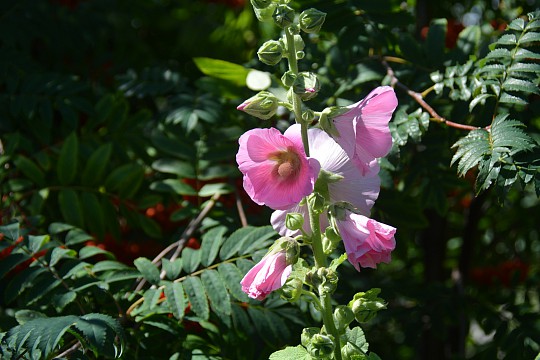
[[382, 60, 485, 131], [132, 193, 222, 293], [56, 341, 82, 358], [235, 187, 248, 228]]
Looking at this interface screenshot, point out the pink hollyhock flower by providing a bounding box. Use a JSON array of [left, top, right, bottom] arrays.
[[333, 208, 396, 271], [236, 127, 320, 210], [271, 125, 380, 237], [240, 250, 292, 300], [332, 86, 398, 175]]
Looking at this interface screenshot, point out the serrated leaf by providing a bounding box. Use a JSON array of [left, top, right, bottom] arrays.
[[5, 315, 78, 359], [498, 33, 517, 45], [499, 92, 528, 105], [5, 267, 47, 303], [514, 48, 540, 61], [218, 263, 249, 302], [344, 326, 369, 354], [469, 93, 494, 111], [269, 346, 310, 360], [52, 291, 77, 312], [485, 48, 511, 61], [164, 281, 186, 320], [57, 132, 79, 185], [200, 226, 227, 267], [81, 143, 112, 187], [201, 269, 231, 318], [519, 31, 540, 45], [183, 276, 209, 320], [219, 226, 276, 260], [508, 62, 540, 73], [78, 313, 125, 358], [134, 257, 161, 286], [502, 77, 540, 94]]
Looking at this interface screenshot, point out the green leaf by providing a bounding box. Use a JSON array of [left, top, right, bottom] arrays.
[[499, 92, 528, 105], [81, 143, 113, 187], [79, 245, 114, 260], [164, 281, 186, 320], [58, 189, 85, 228], [218, 263, 249, 302], [198, 183, 233, 197], [0, 222, 20, 241], [49, 247, 76, 267], [14, 155, 45, 187], [498, 33, 517, 45], [200, 226, 227, 267], [519, 31, 540, 45], [104, 163, 145, 199], [343, 326, 369, 354], [80, 192, 106, 239], [425, 18, 447, 65], [219, 226, 276, 260], [150, 179, 197, 196], [182, 247, 202, 273], [201, 269, 231, 318], [151, 158, 196, 178], [57, 132, 79, 185], [28, 235, 49, 253], [5, 315, 78, 359], [134, 257, 161, 286], [502, 77, 540, 95], [269, 346, 310, 360], [193, 57, 249, 86], [162, 258, 183, 280], [137, 213, 162, 239], [65, 228, 93, 245], [183, 276, 209, 320], [5, 267, 47, 303], [52, 291, 77, 312], [76, 313, 125, 358]]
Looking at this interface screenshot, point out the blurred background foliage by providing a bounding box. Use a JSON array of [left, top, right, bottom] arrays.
[[0, 0, 539, 359]]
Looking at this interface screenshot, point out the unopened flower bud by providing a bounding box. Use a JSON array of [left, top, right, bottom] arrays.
[[333, 305, 355, 333], [296, 51, 305, 60], [301, 327, 320, 347], [250, 0, 277, 22], [294, 34, 305, 52], [299, 8, 327, 34], [273, 4, 295, 28], [280, 276, 303, 302], [257, 40, 284, 66], [305, 267, 338, 295], [237, 91, 280, 120], [348, 288, 387, 323], [285, 212, 304, 231], [281, 71, 296, 87], [292, 72, 320, 101], [307, 192, 325, 214], [301, 109, 315, 123], [322, 226, 341, 254], [308, 333, 335, 359]]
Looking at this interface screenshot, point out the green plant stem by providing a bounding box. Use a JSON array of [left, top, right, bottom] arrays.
[[307, 200, 342, 360], [285, 22, 341, 360]]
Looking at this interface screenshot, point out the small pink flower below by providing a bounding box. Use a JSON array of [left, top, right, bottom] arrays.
[[334, 209, 396, 271], [240, 250, 292, 300]]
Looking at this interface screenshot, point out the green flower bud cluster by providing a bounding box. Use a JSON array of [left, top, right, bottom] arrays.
[[280, 276, 303, 302], [301, 328, 335, 359], [250, 1, 326, 35], [305, 267, 338, 295], [292, 72, 320, 101], [307, 192, 325, 214], [348, 288, 387, 323]]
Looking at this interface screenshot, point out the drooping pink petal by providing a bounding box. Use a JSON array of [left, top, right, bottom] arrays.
[[334, 210, 396, 271], [240, 251, 292, 300], [332, 86, 398, 174]]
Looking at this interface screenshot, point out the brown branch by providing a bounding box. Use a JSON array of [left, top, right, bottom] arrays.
[[382, 60, 484, 131]]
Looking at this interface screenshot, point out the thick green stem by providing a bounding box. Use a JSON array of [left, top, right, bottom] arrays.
[[322, 294, 343, 360], [284, 21, 341, 360]]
